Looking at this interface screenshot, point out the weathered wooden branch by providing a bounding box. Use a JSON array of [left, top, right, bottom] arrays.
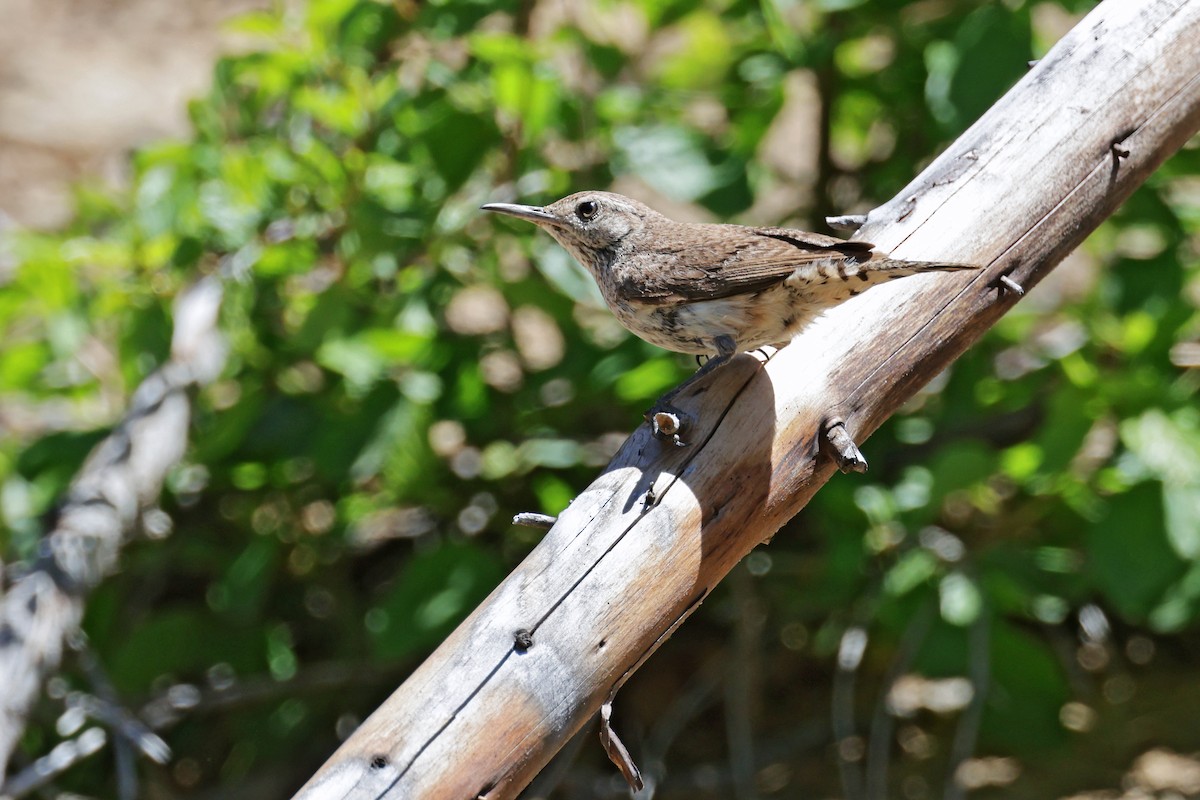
[[294, 2, 1200, 797], [0, 279, 226, 784]]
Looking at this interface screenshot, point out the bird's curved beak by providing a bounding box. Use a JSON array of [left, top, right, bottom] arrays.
[[480, 202, 567, 229]]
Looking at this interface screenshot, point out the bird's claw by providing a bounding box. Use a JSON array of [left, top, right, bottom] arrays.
[[645, 404, 690, 447]]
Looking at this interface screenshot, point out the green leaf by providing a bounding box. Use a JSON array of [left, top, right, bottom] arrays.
[[532, 473, 575, 515], [1121, 409, 1200, 558], [651, 12, 734, 90], [316, 337, 386, 395], [108, 609, 261, 693], [614, 357, 683, 402], [613, 125, 725, 202], [362, 156, 417, 211], [982, 623, 1069, 752], [369, 542, 504, 660], [939, 572, 982, 626], [947, 5, 1032, 131], [885, 550, 938, 597], [1088, 482, 1185, 619]]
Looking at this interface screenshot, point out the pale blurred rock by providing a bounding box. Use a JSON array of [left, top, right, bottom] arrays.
[[0, 0, 268, 228]]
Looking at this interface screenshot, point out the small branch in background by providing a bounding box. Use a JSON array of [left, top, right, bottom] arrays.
[[140, 660, 404, 733], [113, 736, 137, 800], [833, 627, 869, 800], [0, 279, 227, 782], [74, 683, 172, 766], [0, 656, 395, 799], [642, 654, 725, 782], [1, 728, 108, 798], [726, 568, 763, 800], [68, 634, 170, 800], [865, 602, 935, 800], [944, 601, 991, 800]]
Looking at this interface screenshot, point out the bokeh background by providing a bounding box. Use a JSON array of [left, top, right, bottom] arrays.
[[2, 0, 1199, 797]]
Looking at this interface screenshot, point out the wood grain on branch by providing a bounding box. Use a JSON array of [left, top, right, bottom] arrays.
[[294, 1, 1200, 797]]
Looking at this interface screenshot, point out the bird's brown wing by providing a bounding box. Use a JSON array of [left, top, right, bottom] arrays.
[[625, 226, 876, 304]]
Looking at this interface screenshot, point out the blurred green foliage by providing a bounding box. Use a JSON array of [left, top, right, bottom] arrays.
[[1, 0, 1198, 797]]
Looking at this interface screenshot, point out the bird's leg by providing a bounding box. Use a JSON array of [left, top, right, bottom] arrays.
[[645, 334, 738, 445]]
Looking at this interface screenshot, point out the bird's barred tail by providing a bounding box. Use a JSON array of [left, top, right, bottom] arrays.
[[784, 255, 975, 302]]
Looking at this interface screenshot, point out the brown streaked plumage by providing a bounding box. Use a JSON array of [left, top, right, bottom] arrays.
[[482, 190, 973, 441]]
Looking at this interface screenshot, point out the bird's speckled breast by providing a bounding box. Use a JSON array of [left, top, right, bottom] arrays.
[[608, 282, 827, 355]]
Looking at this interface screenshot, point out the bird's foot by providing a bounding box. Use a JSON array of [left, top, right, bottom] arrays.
[[644, 401, 691, 447]]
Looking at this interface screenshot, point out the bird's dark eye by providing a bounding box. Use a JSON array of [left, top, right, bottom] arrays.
[[576, 200, 599, 221]]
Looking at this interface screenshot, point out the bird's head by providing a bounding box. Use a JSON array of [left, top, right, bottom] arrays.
[[481, 191, 660, 275]]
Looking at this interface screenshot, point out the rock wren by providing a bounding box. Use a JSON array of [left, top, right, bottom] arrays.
[[483, 191, 971, 443]]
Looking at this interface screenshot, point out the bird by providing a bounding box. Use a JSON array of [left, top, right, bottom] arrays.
[[482, 191, 971, 443]]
